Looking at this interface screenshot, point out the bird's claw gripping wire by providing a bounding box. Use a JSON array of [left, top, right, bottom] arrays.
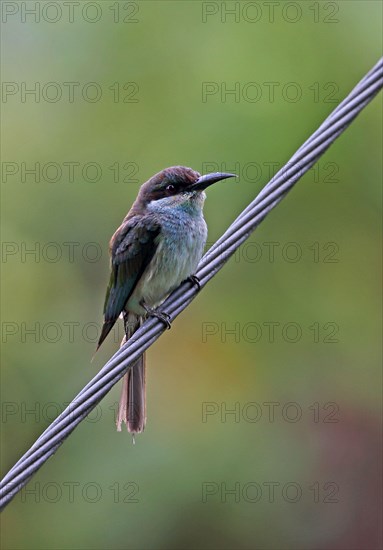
[[187, 274, 201, 290], [141, 302, 172, 329]]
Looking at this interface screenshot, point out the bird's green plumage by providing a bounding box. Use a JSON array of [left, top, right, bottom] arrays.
[[98, 216, 161, 348]]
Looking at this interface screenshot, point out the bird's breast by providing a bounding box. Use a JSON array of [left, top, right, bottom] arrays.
[[127, 207, 207, 313]]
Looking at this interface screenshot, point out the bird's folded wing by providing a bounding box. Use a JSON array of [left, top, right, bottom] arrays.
[[98, 216, 161, 347]]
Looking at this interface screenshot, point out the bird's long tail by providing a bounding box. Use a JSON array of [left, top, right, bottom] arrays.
[[116, 312, 146, 437]]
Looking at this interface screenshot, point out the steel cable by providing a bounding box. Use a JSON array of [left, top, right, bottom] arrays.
[[1, 58, 382, 510]]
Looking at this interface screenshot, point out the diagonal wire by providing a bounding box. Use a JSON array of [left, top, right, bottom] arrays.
[[1, 58, 382, 511]]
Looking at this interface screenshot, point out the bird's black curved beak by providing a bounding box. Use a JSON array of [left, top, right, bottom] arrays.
[[191, 172, 236, 191]]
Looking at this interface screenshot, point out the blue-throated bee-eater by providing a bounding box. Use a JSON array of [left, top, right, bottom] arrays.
[[98, 166, 235, 436]]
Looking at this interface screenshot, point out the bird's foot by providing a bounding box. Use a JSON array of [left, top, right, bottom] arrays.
[[187, 274, 201, 290], [141, 302, 172, 329], [149, 309, 172, 329]]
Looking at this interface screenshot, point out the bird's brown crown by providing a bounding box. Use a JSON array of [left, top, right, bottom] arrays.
[[139, 166, 201, 202]]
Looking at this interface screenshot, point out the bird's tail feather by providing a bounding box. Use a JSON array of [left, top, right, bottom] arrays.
[[116, 313, 146, 436]]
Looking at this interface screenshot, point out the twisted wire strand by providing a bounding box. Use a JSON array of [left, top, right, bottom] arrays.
[[1, 58, 382, 511]]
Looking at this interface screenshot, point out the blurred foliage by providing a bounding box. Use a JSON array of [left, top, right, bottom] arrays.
[[1, 1, 382, 549]]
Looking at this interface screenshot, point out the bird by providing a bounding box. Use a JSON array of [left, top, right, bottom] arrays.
[[97, 166, 236, 437]]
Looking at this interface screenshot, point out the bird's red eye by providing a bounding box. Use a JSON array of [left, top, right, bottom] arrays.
[[166, 184, 175, 193]]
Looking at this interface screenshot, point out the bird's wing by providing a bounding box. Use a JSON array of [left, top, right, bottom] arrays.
[[97, 216, 161, 348]]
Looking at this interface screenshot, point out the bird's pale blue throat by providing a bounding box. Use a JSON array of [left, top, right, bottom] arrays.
[[97, 166, 235, 438]]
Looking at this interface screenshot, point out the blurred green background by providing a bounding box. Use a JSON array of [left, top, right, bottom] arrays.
[[1, 1, 382, 549]]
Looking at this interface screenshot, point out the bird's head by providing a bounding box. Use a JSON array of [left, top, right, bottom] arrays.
[[137, 166, 236, 209]]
